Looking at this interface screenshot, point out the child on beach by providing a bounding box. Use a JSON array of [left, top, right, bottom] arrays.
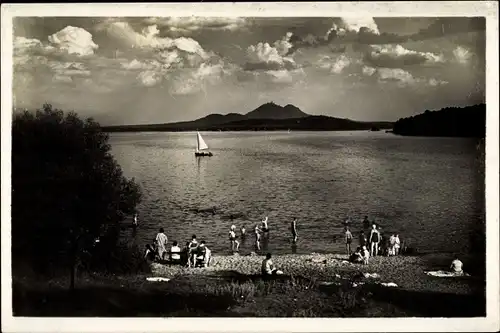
[[229, 225, 240, 252], [362, 245, 370, 265], [388, 234, 396, 256], [345, 227, 353, 256], [369, 224, 380, 257]]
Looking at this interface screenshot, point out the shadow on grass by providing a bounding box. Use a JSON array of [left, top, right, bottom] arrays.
[[13, 283, 236, 317], [330, 284, 485, 317]]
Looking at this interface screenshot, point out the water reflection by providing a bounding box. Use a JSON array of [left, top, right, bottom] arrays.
[[291, 242, 297, 254]]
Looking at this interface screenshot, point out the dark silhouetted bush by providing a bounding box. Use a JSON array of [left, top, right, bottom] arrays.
[[12, 104, 143, 283]]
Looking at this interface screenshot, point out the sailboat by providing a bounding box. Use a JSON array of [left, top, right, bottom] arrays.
[[195, 131, 213, 157]]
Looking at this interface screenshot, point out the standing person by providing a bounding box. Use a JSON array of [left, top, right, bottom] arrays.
[[254, 223, 262, 250], [359, 231, 367, 248], [344, 216, 352, 226], [369, 224, 381, 257], [229, 225, 240, 252], [240, 226, 246, 240], [389, 234, 396, 256], [362, 216, 370, 230], [155, 228, 168, 260], [345, 227, 353, 256], [291, 217, 298, 243], [394, 234, 401, 255], [132, 213, 139, 229], [261, 217, 269, 234]]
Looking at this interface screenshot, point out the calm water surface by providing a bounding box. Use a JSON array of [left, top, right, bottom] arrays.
[[109, 131, 484, 255]]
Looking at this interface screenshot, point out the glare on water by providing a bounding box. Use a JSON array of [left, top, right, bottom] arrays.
[[109, 131, 484, 255]]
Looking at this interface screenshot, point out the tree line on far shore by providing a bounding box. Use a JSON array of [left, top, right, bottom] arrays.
[[392, 104, 486, 138]]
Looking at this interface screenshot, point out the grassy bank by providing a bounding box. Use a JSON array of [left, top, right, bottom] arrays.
[[12, 253, 485, 317]]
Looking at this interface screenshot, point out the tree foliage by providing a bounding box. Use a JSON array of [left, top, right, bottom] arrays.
[[12, 104, 142, 275], [392, 104, 486, 138]]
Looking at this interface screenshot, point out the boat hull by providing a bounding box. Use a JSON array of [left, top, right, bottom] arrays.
[[195, 151, 213, 157]]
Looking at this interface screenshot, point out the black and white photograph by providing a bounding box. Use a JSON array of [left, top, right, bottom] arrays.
[[1, 2, 499, 332]]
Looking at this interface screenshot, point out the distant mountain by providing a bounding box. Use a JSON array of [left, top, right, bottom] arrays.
[[101, 102, 393, 132], [246, 102, 309, 120], [392, 104, 485, 138]]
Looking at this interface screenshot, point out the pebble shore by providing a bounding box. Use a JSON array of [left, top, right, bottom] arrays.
[[151, 252, 481, 295]]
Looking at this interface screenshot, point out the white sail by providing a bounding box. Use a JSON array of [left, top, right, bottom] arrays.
[[197, 132, 209, 151]]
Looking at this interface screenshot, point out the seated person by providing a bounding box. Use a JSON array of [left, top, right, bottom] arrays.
[[144, 244, 156, 262], [450, 256, 464, 275], [349, 247, 364, 263], [194, 240, 212, 267], [261, 253, 279, 279], [169, 241, 182, 264]]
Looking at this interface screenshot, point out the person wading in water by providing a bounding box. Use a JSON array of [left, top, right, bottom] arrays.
[[291, 217, 298, 243]]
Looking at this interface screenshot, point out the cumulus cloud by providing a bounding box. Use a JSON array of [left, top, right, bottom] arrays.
[[48, 26, 98, 56], [428, 78, 449, 86], [245, 32, 297, 71], [137, 70, 162, 87], [48, 61, 91, 78], [377, 68, 416, 86], [362, 65, 376, 76], [99, 21, 208, 59], [453, 46, 471, 64], [365, 44, 444, 68], [317, 54, 352, 74], [169, 62, 229, 94], [144, 17, 248, 33], [264, 68, 305, 84]]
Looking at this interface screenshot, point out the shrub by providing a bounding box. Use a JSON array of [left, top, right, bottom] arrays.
[[12, 104, 142, 286]]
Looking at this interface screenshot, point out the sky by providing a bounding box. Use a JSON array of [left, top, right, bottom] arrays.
[[12, 17, 485, 125]]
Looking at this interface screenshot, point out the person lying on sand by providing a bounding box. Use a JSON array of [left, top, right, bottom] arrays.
[[349, 247, 364, 263]]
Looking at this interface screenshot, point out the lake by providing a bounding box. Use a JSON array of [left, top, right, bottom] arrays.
[[108, 131, 484, 255]]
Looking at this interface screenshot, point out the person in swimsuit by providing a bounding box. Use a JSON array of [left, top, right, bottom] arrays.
[[254, 224, 262, 250], [369, 224, 380, 257], [229, 225, 240, 252], [291, 218, 298, 242], [261, 217, 269, 234], [188, 235, 199, 267], [345, 226, 353, 256], [394, 234, 401, 255]]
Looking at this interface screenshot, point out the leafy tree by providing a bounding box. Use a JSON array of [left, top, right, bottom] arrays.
[[12, 104, 142, 289]]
